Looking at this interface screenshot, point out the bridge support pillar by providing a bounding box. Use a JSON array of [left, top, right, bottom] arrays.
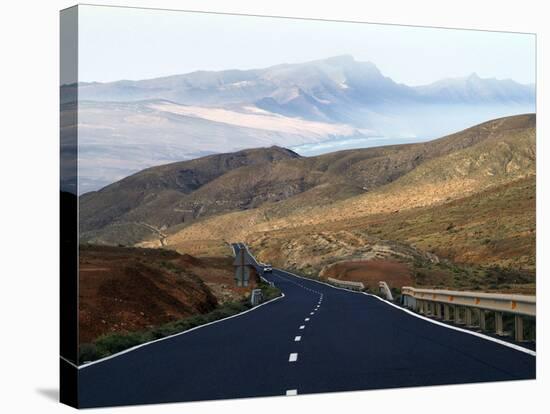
[[464, 308, 473, 326], [514, 315, 524, 342], [234, 249, 250, 287], [479, 310, 486, 331], [495, 311, 504, 336], [443, 304, 450, 321]]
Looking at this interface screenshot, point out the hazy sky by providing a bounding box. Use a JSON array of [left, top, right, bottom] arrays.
[[78, 5, 536, 86]]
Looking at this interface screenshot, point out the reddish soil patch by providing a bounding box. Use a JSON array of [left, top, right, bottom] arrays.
[[321, 259, 414, 290], [79, 245, 242, 344]]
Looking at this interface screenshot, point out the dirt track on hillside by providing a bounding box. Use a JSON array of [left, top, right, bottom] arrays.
[[320, 259, 414, 290]]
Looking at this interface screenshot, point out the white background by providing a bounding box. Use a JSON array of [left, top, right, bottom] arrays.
[[0, 0, 547, 412]]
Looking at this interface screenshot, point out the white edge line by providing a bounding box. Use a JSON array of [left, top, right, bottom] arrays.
[[276, 269, 536, 357], [78, 292, 286, 369], [365, 292, 537, 357], [60, 355, 79, 369]]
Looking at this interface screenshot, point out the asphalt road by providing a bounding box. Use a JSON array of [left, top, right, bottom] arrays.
[[78, 244, 535, 408]]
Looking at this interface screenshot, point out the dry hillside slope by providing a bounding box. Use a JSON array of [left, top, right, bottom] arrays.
[[162, 114, 534, 243], [157, 114, 535, 291], [80, 114, 534, 247]]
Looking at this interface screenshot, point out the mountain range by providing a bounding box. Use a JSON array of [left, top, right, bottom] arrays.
[[77, 55, 534, 110], [71, 55, 535, 193]]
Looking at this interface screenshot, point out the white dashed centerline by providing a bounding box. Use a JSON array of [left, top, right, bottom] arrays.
[[305, 317, 310, 321], [294, 336, 301, 342], [286, 389, 298, 396], [299, 325, 305, 330], [289, 353, 298, 362]]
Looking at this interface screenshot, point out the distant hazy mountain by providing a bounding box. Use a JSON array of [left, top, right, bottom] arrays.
[[78, 55, 533, 111], [415, 72, 535, 104], [72, 56, 535, 193]]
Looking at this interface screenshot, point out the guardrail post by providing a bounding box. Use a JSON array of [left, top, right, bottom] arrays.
[[378, 281, 394, 301], [443, 304, 450, 321], [464, 308, 473, 326], [434, 303, 441, 318], [250, 289, 263, 306], [514, 315, 524, 342], [453, 306, 461, 324], [495, 311, 504, 336], [479, 309, 486, 331]]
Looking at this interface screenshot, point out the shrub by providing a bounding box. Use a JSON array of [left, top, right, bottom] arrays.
[[95, 331, 152, 355], [79, 343, 107, 363]]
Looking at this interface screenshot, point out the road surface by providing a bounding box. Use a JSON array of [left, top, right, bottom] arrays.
[[78, 244, 535, 408]]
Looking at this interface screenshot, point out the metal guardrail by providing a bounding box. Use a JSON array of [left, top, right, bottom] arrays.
[[401, 286, 535, 342], [327, 277, 365, 291], [401, 287, 535, 316]]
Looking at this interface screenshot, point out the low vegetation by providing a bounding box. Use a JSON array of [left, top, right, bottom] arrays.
[[410, 260, 535, 293]]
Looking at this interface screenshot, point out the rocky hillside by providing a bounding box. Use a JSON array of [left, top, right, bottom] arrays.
[[151, 114, 535, 241], [79, 146, 300, 244], [244, 177, 535, 292], [80, 114, 535, 247]]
